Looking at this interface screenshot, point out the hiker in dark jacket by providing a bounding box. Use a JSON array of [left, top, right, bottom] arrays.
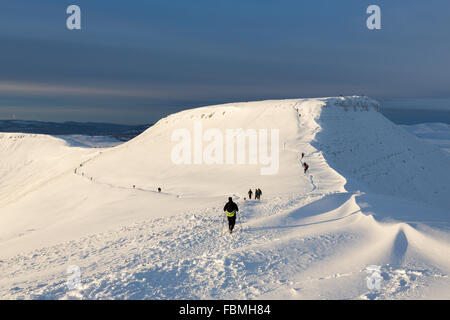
[[248, 189, 253, 200], [255, 188, 262, 200], [223, 197, 239, 233], [303, 162, 309, 174]]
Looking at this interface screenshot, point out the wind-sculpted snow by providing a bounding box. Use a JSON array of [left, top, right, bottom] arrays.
[[308, 97, 450, 209], [0, 96, 449, 299]]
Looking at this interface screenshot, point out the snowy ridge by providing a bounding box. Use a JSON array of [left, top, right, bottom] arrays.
[[311, 98, 450, 209], [0, 133, 97, 208], [0, 96, 449, 299]]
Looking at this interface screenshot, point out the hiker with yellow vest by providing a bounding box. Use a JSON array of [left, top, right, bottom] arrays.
[[223, 197, 239, 234]]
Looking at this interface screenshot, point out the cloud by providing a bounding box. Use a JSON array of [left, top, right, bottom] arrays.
[[0, 81, 163, 98]]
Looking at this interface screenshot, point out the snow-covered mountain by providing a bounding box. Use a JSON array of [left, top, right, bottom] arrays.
[[0, 96, 449, 299]]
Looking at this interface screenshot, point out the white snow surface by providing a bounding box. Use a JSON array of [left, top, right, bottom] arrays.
[[54, 135, 123, 148], [401, 123, 450, 156], [0, 96, 449, 300]]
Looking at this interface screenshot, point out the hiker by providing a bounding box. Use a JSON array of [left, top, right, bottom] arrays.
[[248, 189, 253, 199], [301, 152, 305, 159], [303, 162, 309, 174], [158, 187, 161, 193], [223, 197, 239, 234], [254, 188, 261, 200]]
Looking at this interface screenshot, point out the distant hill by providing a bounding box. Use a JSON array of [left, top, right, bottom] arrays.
[[0, 120, 151, 141]]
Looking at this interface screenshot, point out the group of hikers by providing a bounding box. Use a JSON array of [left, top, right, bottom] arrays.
[[76, 150, 310, 236], [301, 152, 309, 174], [223, 187, 262, 234], [78, 168, 164, 194], [247, 188, 262, 200], [223, 152, 311, 234]]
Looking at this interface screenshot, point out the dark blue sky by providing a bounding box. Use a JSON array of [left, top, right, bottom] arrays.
[[1, 0, 449, 124]]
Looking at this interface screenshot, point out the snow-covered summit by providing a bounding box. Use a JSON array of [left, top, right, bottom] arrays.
[[77, 95, 448, 208]]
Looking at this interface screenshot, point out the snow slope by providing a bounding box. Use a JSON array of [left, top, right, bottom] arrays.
[[0, 133, 97, 208], [309, 98, 450, 209], [402, 123, 450, 156], [55, 135, 123, 148], [0, 96, 449, 299]]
